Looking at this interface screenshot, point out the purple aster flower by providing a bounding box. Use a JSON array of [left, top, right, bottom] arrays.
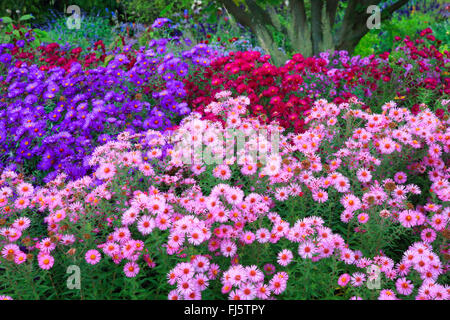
[[16, 40, 26, 48], [151, 18, 170, 28]]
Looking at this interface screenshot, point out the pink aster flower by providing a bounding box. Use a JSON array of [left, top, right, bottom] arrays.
[[263, 263, 276, 275], [396, 277, 414, 295], [341, 194, 361, 212], [255, 284, 271, 299], [208, 263, 220, 280], [168, 290, 180, 300], [269, 276, 287, 295], [338, 273, 350, 287], [14, 251, 27, 265], [420, 228, 436, 243], [38, 254, 54, 270], [124, 262, 140, 277], [137, 215, 155, 235], [241, 231, 256, 244], [256, 228, 270, 243], [187, 228, 205, 245], [298, 241, 316, 259], [275, 187, 290, 201], [277, 249, 293, 266], [192, 256, 210, 273], [357, 212, 369, 224], [177, 275, 195, 296], [213, 164, 232, 180], [312, 189, 328, 203], [378, 137, 396, 154], [1, 244, 19, 258], [378, 289, 398, 300], [193, 274, 209, 292], [14, 197, 29, 210], [350, 273, 366, 287], [95, 163, 116, 180], [356, 168, 372, 183], [398, 210, 416, 228], [39, 237, 56, 253], [394, 172, 407, 184], [240, 283, 256, 300], [17, 182, 34, 197], [246, 265, 264, 283], [85, 249, 101, 265], [220, 240, 237, 257], [430, 214, 446, 231]]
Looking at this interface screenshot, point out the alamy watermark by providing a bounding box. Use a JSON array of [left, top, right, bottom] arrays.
[[367, 5, 381, 30], [366, 265, 381, 290], [66, 5, 81, 30], [66, 265, 81, 290]]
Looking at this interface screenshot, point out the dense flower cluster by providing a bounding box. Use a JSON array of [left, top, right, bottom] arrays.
[[0, 33, 215, 181], [184, 29, 449, 133], [0, 24, 106, 70], [0, 92, 447, 300]]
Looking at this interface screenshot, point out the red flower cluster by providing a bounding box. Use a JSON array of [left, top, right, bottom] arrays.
[[6, 25, 106, 71], [35, 41, 106, 71], [184, 28, 449, 133], [184, 51, 323, 132]]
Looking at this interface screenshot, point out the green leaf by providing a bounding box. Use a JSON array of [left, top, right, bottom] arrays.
[[19, 14, 35, 22], [104, 55, 114, 66], [0, 16, 13, 24]]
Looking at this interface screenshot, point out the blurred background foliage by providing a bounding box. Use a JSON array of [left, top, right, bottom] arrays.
[[355, 0, 449, 56]]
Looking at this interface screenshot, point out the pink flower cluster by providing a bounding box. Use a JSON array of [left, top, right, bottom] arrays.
[[0, 92, 448, 300]]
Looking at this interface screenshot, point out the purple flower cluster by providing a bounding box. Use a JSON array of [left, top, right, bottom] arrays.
[[0, 36, 216, 182]]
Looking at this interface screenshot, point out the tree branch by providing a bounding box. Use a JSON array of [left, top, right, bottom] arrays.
[[218, 0, 254, 30], [381, 0, 410, 20], [246, 0, 278, 28]]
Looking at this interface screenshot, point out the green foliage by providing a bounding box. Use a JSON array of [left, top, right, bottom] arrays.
[[0, 0, 121, 25], [0, 0, 42, 23], [431, 19, 450, 53], [355, 12, 437, 56], [122, 0, 194, 24], [354, 32, 379, 57], [0, 13, 51, 47], [43, 13, 115, 49]]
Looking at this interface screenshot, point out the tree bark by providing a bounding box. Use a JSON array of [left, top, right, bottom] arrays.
[[219, 0, 287, 65], [310, 0, 324, 56], [288, 0, 312, 57], [326, 0, 339, 30], [218, 0, 410, 60]]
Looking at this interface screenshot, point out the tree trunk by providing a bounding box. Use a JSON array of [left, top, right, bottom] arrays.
[[219, 0, 287, 65], [288, 0, 312, 57], [310, 0, 324, 56], [218, 0, 410, 62], [254, 25, 287, 66]]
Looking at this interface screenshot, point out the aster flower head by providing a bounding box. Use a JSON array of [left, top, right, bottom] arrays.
[[152, 18, 171, 29], [85, 249, 101, 265]]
